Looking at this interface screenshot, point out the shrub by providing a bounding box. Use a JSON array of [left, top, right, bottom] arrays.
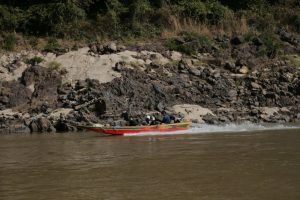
[[29, 37, 38, 49], [0, 5, 24, 32], [166, 32, 212, 55], [258, 32, 282, 58], [288, 12, 300, 32], [166, 39, 195, 55], [44, 38, 61, 52], [24, 2, 85, 36], [26, 56, 44, 65], [2, 34, 17, 51], [47, 61, 62, 71], [206, 1, 233, 24], [244, 30, 257, 42], [176, 0, 208, 21]]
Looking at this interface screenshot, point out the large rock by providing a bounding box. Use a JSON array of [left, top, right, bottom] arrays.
[[21, 65, 62, 109], [49, 108, 73, 120], [30, 117, 55, 133], [251, 82, 261, 90], [0, 55, 28, 82], [42, 48, 147, 84], [278, 29, 298, 45], [172, 104, 214, 123], [239, 66, 249, 74], [258, 107, 279, 121], [0, 81, 32, 108], [189, 68, 201, 76], [170, 51, 182, 61], [231, 35, 244, 45]]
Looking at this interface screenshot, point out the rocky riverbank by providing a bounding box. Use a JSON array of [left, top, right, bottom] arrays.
[[1, 34, 300, 133]]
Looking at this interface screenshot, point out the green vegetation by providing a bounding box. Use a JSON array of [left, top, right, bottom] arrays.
[[44, 38, 61, 52], [47, 61, 62, 71], [283, 55, 300, 68], [0, 0, 299, 53], [258, 32, 282, 58], [25, 56, 45, 66], [166, 32, 212, 55], [2, 34, 17, 51]]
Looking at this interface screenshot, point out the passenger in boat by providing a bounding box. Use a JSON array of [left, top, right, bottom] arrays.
[[162, 111, 171, 124], [145, 115, 151, 125], [175, 113, 184, 123], [129, 118, 139, 126], [150, 116, 157, 125], [144, 115, 157, 125], [121, 111, 130, 121], [0, 114, 4, 128], [170, 115, 176, 123]]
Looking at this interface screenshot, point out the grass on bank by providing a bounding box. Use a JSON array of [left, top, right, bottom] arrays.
[[283, 55, 300, 68]]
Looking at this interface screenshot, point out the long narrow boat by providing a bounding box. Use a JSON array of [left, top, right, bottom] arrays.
[[80, 122, 192, 135]]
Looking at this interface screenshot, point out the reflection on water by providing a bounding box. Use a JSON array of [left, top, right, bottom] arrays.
[[0, 128, 300, 200]]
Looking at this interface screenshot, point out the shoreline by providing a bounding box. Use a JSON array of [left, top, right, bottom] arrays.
[[1, 38, 299, 134], [1, 122, 300, 135]]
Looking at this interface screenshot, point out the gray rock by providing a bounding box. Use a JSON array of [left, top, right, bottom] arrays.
[[279, 29, 298, 45], [189, 68, 201, 76], [180, 70, 189, 74], [251, 82, 261, 89], [114, 62, 124, 72], [118, 45, 126, 51], [30, 117, 53, 133], [219, 116, 229, 122], [89, 44, 97, 53], [0, 96, 9, 104], [228, 89, 237, 98], [108, 42, 117, 52], [235, 59, 247, 67], [202, 114, 218, 124], [178, 60, 187, 70], [170, 51, 182, 61], [239, 66, 249, 74], [224, 61, 236, 72], [75, 80, 87, 90], [29, 121, 39, 132], [156, 102, 165, 112]]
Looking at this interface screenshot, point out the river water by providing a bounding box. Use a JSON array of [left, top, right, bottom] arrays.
[[0, 124, 300, 200]]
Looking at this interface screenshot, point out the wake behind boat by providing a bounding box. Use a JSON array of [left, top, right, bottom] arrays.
[[80, 122, 192, 135]]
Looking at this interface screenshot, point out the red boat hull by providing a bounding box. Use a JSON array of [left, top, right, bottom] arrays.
[[82, 122, 192, 135]]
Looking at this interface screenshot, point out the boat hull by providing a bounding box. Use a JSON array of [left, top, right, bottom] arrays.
[[82, 122, 191, 135]]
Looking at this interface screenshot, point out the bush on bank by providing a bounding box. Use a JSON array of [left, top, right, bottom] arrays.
[[0, 0, 299, 51]]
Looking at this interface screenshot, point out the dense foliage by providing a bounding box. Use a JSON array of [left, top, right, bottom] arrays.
[[0, 0, 299, 40]]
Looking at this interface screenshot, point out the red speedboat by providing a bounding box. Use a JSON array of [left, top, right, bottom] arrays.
[[80, 122, 192, 135]]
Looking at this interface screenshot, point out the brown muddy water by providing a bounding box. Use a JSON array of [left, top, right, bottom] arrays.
[[0, 127, 300, 200]]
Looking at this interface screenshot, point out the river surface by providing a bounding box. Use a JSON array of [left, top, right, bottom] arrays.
[[0, 125, 300, 200]]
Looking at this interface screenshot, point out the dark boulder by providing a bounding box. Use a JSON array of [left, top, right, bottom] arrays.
[[278, 29, 298, 45], [0, 81, 32, 108], [189, 68, 201, 76], [95, 100, 107, 116], [30, 117, 55, 133], [231, 35, 244, 45]]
